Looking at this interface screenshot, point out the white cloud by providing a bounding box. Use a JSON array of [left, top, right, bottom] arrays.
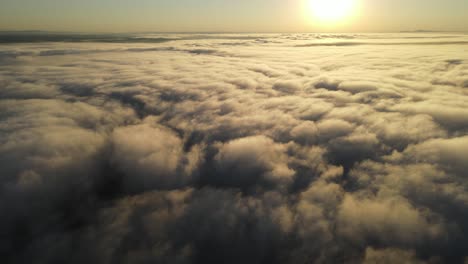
[[0, 33, 468, 263]]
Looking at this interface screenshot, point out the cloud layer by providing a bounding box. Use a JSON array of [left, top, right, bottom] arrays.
[[1, 33, 468, 264]]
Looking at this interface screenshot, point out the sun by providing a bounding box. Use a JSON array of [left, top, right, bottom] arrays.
[[307, 0, 356, 24]]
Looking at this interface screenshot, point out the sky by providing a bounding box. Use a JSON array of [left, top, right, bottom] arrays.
[[0, 0, 467, 32]]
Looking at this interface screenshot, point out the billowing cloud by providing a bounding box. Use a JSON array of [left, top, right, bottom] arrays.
[[212, 136, 294, 190], [111, 118, 202, 192], [362, 247, 427, 264], [1, 32, 468, 263]]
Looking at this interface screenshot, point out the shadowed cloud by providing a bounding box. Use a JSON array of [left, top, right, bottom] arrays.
[[1, 32, 468, 264]]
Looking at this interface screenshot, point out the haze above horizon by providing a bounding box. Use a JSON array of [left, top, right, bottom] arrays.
[[1, 0, 467, 33]]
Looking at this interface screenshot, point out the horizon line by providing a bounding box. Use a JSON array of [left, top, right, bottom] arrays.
[[1, 29, 467, 35]]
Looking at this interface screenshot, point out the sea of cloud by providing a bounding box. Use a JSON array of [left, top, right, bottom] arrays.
[[1, 33, 468, 263]]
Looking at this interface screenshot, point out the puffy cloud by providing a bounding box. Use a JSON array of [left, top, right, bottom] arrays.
[[0, 99, 120, 190], [316, 118, 355, 141], [111, 119, 202, 192], [369, 113, 447, 150], [363, 248, 427, 264], [272, 81, 303, 94], [391, 102, 468, 130], [290, 121, 318, 145], [212, 136, 294, 190], [403, 136, 468, 175], [1, 32, 468, 263], [337, 195, 445, 247], [337, 81, 379, 94]]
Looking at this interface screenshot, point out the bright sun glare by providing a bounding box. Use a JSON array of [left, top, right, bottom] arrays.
[[308, 0, 356, 23]]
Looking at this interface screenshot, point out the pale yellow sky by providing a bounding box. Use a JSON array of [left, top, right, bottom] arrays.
[[0, 0, 467, 33]]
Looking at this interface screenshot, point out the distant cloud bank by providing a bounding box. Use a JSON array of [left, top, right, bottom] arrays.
[[1, 33, 468, 264]]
